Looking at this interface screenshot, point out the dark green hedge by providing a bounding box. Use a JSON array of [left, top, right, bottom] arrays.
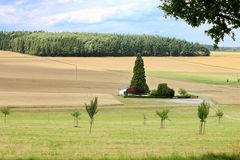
[[0, 31, 210, 57]]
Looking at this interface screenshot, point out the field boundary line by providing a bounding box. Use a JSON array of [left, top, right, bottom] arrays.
[[201, 96, 240, 121], [169, 57, 240, 72]]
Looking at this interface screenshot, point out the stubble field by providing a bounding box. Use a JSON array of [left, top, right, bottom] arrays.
[[0, 50, 239, 106]]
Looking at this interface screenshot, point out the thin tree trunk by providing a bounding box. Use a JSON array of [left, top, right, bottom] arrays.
[[199, 122, 203, 134], [203, 122, 206, 135], [76, 118, 78, 127], [4, 115, 6, 124], [161, 119, 164, 128], [74, 118, 76, 127], [89, 119, 93, 133], [218, 117, 221, 124]]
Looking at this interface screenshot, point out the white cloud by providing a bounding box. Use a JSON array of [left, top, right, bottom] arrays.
[[0, 0, 238, 46], [41, 2, 147, 24]]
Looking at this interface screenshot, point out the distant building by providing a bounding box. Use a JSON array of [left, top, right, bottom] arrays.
[[118, 87, 128, 96]]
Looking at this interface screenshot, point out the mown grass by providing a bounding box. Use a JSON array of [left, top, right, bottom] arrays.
[[0, 98, 239, 159], [147, 71, 240, 85]]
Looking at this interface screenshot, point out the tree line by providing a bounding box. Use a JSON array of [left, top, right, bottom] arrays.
[[0, 31, 210, 57]]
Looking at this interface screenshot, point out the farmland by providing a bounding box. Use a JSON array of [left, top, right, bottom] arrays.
[[0, 51, 239, 106], [0, 50, 240, 159]]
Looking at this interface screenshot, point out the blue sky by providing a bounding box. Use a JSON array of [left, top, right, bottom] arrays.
[[0, 0, 239, 46]]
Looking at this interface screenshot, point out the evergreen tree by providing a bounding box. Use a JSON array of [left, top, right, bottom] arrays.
[[130, 54, 149, 94]]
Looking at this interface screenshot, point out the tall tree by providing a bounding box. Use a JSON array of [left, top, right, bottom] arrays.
[[85, 97, 98, 134], [130, 54, 149, 94], [160, 0, 240, 48]]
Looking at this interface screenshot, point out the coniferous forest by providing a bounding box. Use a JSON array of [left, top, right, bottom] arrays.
[[0, 31, 210, 57]]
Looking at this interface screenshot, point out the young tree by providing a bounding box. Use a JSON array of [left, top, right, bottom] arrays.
[[178, 88, 188, 96], [85, 97, 98, 133], [130, 54, 149, 95], [143, 114, 147, 125], [71, 110, 81, 127], [156, 109, 170, 128], [216, 109, 224, 124], [198, 102, 210, 135], [1, 107, 11, 124]]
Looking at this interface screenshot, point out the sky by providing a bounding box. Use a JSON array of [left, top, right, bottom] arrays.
[[0, 0, 239, 47]]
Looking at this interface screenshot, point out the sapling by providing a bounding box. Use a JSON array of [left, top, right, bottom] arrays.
[[178, 88, 188, 96], [85, 97, 98, 133], [198, 102, 210, 135], [156, 109, 170, 128], [216, 109, 224, 124], [143, 114, 147, 125], [71, 110, 81, 127], [1, 107, 10, 124]]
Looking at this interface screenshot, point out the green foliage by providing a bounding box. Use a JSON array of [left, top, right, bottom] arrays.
[[160, 0, 240, 48], [0, 31, 210, 56], [149, 89, 158, 97], [1, 107, 11, 124], [130, 54, 149, 94], [71, 110, 80, 118], [156, 109, 170, 128], [198, 102, 210, 122], [71, 110, 81, 127], [198, 102, 210, 134], [154, 83, 175, 98], [216, 109, 224, 124], [178, 88, 188, 96], [85, 97, 98, 133]]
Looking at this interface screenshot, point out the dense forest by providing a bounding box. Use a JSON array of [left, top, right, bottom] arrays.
[[0, 31, 210, 57]]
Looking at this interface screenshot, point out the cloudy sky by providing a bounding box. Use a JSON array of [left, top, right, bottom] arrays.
[[0, 0, 239, 46]]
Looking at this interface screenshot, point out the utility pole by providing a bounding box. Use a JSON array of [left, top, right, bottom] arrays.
[[75, 65, 78, 80]]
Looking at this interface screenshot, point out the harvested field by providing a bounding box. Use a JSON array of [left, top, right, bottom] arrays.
[[0, 92, 121, 108], [0, 51, 239, 106]]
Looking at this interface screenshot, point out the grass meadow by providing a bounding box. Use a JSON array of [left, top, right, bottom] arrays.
[[0, 98, 240, 159], [147, 71, 240, 85]]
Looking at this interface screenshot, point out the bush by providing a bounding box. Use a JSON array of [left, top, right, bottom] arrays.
[[149, 84, 175, 98], [149, 89, 158, 96], [125, 87, 145, 95], [178, 88, 188, 96], [166, 88, 175, 98], [157, 83, 169, 97]]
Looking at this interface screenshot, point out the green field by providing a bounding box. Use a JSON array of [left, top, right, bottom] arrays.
[[1, 98, 240, 160], [147, 71, 240, 85]]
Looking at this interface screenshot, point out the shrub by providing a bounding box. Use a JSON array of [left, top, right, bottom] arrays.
[[157, 83, 169, 97], [166, 88, 175, 97], [149, 89, 158, 96], [155, 83, 175, 98], [178, 88, 188, 96], [125, 87, 145, 95]]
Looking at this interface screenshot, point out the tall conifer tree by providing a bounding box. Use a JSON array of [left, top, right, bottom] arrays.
[[130, 54, 149, 94]]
